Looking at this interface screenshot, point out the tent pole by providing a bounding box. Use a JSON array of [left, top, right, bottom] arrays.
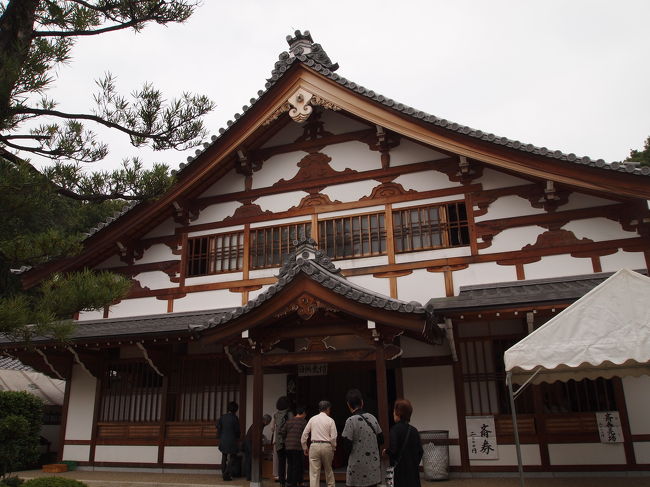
[[507, 371, 525, 487]]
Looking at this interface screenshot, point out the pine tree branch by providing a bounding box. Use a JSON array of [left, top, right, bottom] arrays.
[[33, 19, 140, 37], [12, 106, 164, 140]]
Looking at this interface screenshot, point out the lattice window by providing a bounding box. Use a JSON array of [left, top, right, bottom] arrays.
[[250, 222, 311, 269], [186, 231, 244, 277], [540, 378, 616, 413], [393, 202, 469, 252], [166, 355, 240, 422], [99, 360, 163, 422], [318, 212, 386, 259]]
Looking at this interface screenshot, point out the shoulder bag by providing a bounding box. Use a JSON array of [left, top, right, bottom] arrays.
[[385, 424, 412, 487]]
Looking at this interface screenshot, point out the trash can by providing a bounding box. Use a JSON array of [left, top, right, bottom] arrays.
[[420, 430, 449, 481]]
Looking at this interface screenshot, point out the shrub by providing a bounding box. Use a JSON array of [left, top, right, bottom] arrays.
[[22, 478, 88, 487], [0, 391, 43, 477], [0, 476, 24, 487]]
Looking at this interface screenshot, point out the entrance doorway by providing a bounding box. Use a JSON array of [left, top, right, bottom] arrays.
[[289, 362, 397, 431]]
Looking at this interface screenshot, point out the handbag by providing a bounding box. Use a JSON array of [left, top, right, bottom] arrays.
[[386, 424, 412, 487]]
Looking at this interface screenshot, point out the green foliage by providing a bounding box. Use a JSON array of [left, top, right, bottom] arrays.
[[0, 391, 43, 478], [22, 478, 88, 487], [625, 136, 650, 167], [0, 475, 24, 487]]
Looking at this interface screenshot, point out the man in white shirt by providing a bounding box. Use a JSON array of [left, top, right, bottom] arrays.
[[301, 400, 337, 487]]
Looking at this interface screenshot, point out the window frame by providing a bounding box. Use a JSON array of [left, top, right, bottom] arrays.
[[186, 230, 245, 277]]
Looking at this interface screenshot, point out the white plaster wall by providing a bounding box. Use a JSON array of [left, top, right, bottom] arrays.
[[395, 246, 470, 264], [325, 180, 380, 203], [323, 141, 380, 173], [77, 309, 104, 321], [392, 196, 464, 210], [389, 139, 448, 166], [600, 250, 647, 273], [449, 445, 461, 467], [475, 167, 530, 190], [94, 445, 158, 463], [634, 442, 650, 465], [469, 444, 541, 467], [164, 446, 219, 464], [548, 443, 626, 465], [394, 171, 456, 193], [453, 263, 518, 295], [192, 201, 241, 226], [109, 297, 167, 318], [173, 290, 241, 313], [564, 218, 638, 241], [319, 205, 384, 219], [397, 269, 446, 303], [402, 366, 458, 437], [623, 375, 650, 435], [474, 195, 545, 222], [65, 365, 96, 441], [143, 218, 176, 239], [524, 254, 594, 280], [346, 274, 391, 296], [485, 226, 546, 254], [250, 215, 311, 228], [249, 268, 277, 279], [253, 152, 302, 189], [248, 284, 271, 301], [199, 169, 245, 197], [134, 245, 175, 265], [260, 124, 305, 148], [321, 110, 371, 135], [335, 255, 388, 270], [62, 444, 90, 462], [188, 225, 243, 238], [245, 373, 288, 431], [185, 272, 244, 286], [561, 192, 617, 211], [400, 336, 449, 358], [256, 192, 305, 213], [134, 271, 174, 290]]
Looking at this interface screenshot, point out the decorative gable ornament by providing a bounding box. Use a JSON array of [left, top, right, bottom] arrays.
[[263, 87, 341, 126]]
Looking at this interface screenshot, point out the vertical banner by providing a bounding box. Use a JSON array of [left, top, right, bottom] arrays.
[[466, 416, 498, 459], [596, 411, 623, 443]]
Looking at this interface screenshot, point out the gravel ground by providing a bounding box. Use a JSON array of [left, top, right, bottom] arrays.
[[15, 469, 650, 487]]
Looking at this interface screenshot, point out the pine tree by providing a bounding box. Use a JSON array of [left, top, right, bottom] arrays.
[[0, 1, 214, 340]]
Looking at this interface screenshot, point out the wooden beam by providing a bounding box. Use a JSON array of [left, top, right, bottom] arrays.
[[375, 344, 390, 449], [262, 348, 376, 367], [251, 352, 263, 486]]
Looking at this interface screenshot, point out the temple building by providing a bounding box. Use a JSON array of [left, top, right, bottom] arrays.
[[2, 30, 649, 477]]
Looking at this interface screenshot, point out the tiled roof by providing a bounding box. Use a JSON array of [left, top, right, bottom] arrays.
[[195, 238, 434, 334], [78, 29, 648, 242], [427, 269, 648, 312], [0, 356, 34, 371]]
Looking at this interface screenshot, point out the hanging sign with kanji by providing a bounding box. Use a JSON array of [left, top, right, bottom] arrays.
[[466, 416, 498, 459], [596, 411, 623, 443]]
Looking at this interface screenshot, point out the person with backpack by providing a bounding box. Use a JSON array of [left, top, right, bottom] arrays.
[[341, 389, 383, 487], [272, 396, 292, 487]]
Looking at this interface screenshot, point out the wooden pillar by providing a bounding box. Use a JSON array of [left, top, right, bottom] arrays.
[[613, 377, 637, 466], [251, 352, 264, 487], [375, 344, 389, 448], [57, 374, 72, 462]]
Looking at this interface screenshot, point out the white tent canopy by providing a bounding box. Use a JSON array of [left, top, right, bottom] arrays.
[[0, 368, 65, 406], [505, 268, 650, 385]]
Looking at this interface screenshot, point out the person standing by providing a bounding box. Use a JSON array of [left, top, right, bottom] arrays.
[[285, 406, 307, 487], [272, 396, 292, 486], [383, 399, 423, 487], [216, 401, 241, 481], [341, 389, 383, 487], [243, 414, 272, 481], [301, 400, 337, 487]]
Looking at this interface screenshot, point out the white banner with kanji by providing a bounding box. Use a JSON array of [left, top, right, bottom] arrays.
[[596, 411, 624, 443], [466, 415, 498, 460]]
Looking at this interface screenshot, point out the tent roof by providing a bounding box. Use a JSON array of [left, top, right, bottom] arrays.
[[504, 268, 650, 384], [0, 364, 65, 406]]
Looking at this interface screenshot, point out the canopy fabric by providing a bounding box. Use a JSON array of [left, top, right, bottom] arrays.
[[0, 368, 65, 405], [504, 268, 650, 384]]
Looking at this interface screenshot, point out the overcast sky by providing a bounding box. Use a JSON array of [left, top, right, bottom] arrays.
[[34, 0, 650, 173]]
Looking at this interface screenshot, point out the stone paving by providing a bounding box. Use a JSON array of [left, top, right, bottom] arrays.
[[14, 469, 650, 487]]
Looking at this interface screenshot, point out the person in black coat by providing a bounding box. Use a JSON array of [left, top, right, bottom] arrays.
[[217, 401, 241, 481], [383, 399, 423, 487]]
